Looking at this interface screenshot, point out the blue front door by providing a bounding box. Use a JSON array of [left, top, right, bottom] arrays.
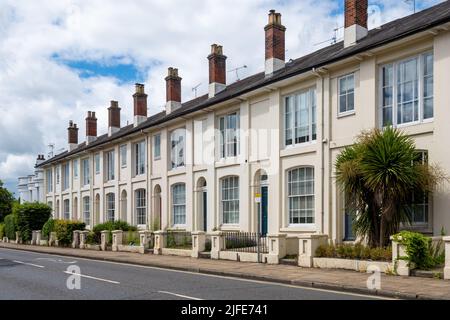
[[261, 186, 268, 236]]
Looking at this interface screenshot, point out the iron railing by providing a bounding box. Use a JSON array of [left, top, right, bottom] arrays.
[[224, 232, 268, 254]]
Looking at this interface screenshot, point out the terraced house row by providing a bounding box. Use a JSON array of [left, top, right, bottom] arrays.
[[34, 0, 450, 246]]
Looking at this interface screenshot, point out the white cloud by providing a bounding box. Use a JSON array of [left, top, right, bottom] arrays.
[[0, 0, 444, 194]]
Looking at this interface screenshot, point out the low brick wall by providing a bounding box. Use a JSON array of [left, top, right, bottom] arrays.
[[313, 257, 393, 273]]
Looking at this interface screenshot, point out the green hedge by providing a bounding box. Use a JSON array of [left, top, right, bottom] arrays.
[[54, 220, 86, 246], [315, 243, 392, 262], [16, 203, 52, 242], [392, 231, 444, 270], [4, 213, 17, 240], [0, 223, 4, 239], [92, 221, 137, 244], [42, 218, 55, 239]]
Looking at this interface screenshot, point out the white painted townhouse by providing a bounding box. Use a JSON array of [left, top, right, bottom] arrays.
[[17, 155, 46, 204], [36, 1, 450, 245]]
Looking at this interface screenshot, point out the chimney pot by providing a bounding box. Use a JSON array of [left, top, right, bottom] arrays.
[[108, 100, 121, 136], [208, 44, 227, 98], [344, 0, 368, 47], [265, 10, 286, 76], [68, 120, 79, 151], [165, 67, 182, 114], [133, 83, 148, 126], [86, 111, 97, 144]]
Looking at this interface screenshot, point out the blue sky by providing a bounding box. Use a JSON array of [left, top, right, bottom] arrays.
[[0, 0, 444, 197]]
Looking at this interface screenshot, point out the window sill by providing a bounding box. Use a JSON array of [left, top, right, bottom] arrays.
[[280, 224, 317, 232], [281, 142, 318, 157], [337, 110, 356, 119], [220, 224, 240, 231]]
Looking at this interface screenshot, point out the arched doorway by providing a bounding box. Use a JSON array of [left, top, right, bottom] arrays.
[[153, 185, 162, 230], [197, 177, 207, 231], [254, 170, 269, 236], [95, 194, 100, 225], [120, 190, 127, 222]]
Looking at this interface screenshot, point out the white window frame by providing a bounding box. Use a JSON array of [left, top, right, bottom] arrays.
[[287, 167, 315, 226], [220, 176, 240, 225], [63, 163, 70, 190], [153, 134, 161, 160], [218, 112, 240, 159], [106, 193, 115, 222], [56, 165, 60, 185], [284, 87, 317, 148], [408, 150, 430, 226], [82, 158, 90, 186], [46, 169, 53, 193], [338, 73, 355, 116], [171, 183, 186, 226], [135, 189, 147, 226], [63, 199, 70, 220], [134, 140, 146, 176], [95, 153, 100, 174], [170, 128, 186, 170], [379, 52, 434, 128], [105, 150, 115, 181], [73, 159, 79, 179], [120, 145, 127, 168], [83, 196, 90, 226]]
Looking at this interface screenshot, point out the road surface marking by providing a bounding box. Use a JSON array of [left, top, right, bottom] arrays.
[[36, 257, 77, 264], [63, 271, 120, 284], [158, 291, 203, 300], [13, 260, 45, 268], [0, 247, 390, 299]]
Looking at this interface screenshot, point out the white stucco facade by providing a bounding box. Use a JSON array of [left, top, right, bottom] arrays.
[[38, 10, 450, 244]]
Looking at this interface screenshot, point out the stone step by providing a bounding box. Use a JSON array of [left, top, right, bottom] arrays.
[[279, 258, 297, 266], [199, 251, 211, 259], [411, 268, 444, 279]]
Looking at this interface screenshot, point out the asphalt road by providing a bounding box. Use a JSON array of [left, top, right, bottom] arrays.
[[0, 248, 384, 300]]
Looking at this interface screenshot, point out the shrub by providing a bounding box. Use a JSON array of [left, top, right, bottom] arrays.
[[92, 221, 137, 245], [315, 243, 391, 262], [85, 231, 99, 245], [16, 202, 52, 242], [4, 213, 18, 240], [42, 218, 55, 239], [0, 223, 4, 239], [54, 220, 86, 246], [392, 231, 442, 270]]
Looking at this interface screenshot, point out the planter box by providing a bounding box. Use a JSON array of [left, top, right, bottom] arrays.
[[313, 257, 392, 273], [161, 248, 192, 257], [85, 244, 101, 251]]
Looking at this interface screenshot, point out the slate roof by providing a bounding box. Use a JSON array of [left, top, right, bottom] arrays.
[[37, 1, 450, 167]]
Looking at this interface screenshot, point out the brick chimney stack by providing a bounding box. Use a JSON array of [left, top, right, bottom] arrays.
[[208, 44, 227, 98], [344, 0, 368, 48], [68, 120, 79, 151], [265, 10, 286, 76], [108, 100, 121, 136], [85, 111, 97, 145], [133, 83, 148, 127], [165, 67, 182, 114]]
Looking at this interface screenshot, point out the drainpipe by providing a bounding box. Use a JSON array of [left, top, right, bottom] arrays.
[[312, 67, 327, 235]]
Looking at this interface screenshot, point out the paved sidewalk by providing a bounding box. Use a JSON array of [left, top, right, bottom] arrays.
[[1, 242, 449, 300]]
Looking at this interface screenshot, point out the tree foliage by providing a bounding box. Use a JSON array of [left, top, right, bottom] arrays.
[[335, 127, 445, 247], [0, 180, 15, 222]]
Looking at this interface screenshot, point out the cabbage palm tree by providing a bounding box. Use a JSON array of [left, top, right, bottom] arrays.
[[336, 127, 443, 247]]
